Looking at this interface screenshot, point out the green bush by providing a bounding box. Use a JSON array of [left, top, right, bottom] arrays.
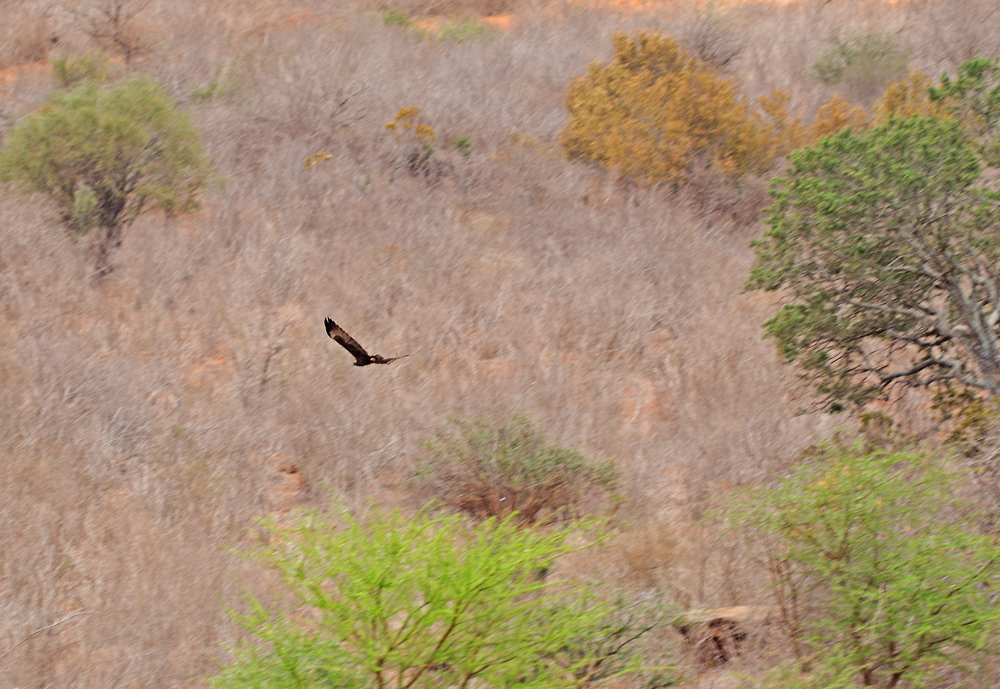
[[415, 414, 619, 525], [729, 445, 1000, 688], [869, 57, 1000, 163], [51, 52, 111, 89], [451, 135, 473, 155], [0, 76, 211, 276], [435, 19, 492, 43], [811, 30, 910, 104], [561, 31, 778, 185], [211, 505, 617, 689], [566, 591, 680, 688], [381, 9, 410, 27]]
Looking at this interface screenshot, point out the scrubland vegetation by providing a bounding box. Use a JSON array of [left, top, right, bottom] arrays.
[[2, 0, 1000, 686]]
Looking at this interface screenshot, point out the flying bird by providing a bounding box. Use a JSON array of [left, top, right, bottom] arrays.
[[324, 317, 407, 366]]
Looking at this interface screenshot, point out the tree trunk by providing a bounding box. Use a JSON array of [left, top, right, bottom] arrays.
[[93, 223, 124, 279]]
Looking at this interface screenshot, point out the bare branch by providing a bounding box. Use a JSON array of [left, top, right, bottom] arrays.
[[0, 611, 94, 666]]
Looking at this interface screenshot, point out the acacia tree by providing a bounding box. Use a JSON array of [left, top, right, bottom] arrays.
[[211, 506, 640, 689], [730, 446, 1000, 689], [0, 76, 210, 276], [747, 114, 1000, 408]]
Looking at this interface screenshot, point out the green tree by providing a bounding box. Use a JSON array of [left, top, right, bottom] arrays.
[[929, 56, 1000, 165], [730, 445, 1000, 689], [212, 506, 627, 689], [747, 115, 1000, 408], [0, 76, 210, 275]]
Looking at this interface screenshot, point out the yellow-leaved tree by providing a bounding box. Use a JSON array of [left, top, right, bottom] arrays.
[[873, 70, 945, 124], [561, 31, 778, 185]]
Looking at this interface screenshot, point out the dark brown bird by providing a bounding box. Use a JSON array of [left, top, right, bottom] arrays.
[[324, 317, 407, 366]]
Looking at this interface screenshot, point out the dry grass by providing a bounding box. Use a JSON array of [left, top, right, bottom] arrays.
[[0, 0, 994, 686], [0, 2, 55, 70]]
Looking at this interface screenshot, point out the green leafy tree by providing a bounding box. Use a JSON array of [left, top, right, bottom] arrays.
[[730, 445, 1000, 689], [929, 56, 1000, 165], [415, 414, 619, 525], [0, 76, 210, 275], [212, 506, 631, 689], [747, 115, 1000, 408]]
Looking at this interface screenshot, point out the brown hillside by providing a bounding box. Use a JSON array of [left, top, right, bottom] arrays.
[[1, 0, 998, 687]]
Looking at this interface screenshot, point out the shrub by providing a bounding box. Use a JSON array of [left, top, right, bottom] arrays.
[[872, 70, 944, 123], [561, 31, 778, 185], [567, 591, 679, 688], [729, 445, 1000, 689], [756, 89, 806, 153], [811, 30, 910, 104], [0, 77, 210, 276], [51, 52, 111, 89], [415, 415, 619, 525], [0, 2, 54, 69], [758, 90, 872, 155], [871, 58, 1000, 159], [381, 9, 410, 27], [806, 93, 868, 140], [435, 19, 493, 43], [385, 105, 439, 177], [357, 0, 515, 17], [211, 505, 616, 689], [451, 135, 473, 155]]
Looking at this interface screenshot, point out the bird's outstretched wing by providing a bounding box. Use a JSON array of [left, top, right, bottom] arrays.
[[324, 317, 372, 366], [371, 354, 409, 365]]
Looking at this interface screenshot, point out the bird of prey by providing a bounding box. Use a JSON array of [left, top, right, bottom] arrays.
[[324, 317, 407, 366]]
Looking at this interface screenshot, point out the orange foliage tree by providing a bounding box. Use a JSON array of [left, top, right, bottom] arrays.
[[873, 71, 944, 124], [561, 31, 779, 185]]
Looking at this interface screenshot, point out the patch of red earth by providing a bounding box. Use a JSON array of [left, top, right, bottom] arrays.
[[409, 13, 516, 34], [482, 13, 515, 30], [185, 345, 234, 395], [247, 7, 339, 36], [619, 372, 665, 434], [0, 60, 50, 98], [266, 454, 306, 513], [0, 60, 50, 84]]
